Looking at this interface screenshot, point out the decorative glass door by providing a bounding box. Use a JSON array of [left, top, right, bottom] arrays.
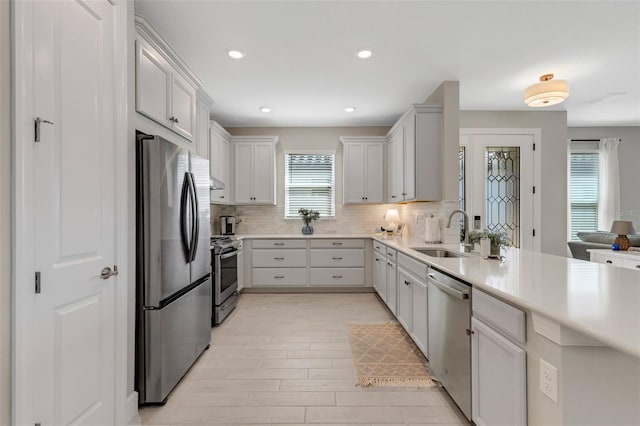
[[460, 132, 535, 250]]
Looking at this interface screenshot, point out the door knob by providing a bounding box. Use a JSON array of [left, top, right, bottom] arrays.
[[100, 265, 119, 279]]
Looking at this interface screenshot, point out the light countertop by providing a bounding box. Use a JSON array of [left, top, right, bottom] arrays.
[[373, 235, 640, 359], [234, 233, 640, 358]]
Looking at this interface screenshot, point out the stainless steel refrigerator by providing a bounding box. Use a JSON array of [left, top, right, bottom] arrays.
[[135, 132, 212, 405]]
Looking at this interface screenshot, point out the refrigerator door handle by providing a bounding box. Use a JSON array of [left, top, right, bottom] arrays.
[[187, 172, 199, 262], [179, 172, 191, 262]]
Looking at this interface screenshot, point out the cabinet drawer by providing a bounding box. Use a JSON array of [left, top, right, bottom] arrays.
[[252, 268, 307, 286], [473, 289, 525, 345], [309, 239, 365, 249], [593, 253, 623, 266], [373, 241, 386, 255], [252, 239, 307, 249], [310, 249, 364, 267], [309, 268, 365, 286], [623, 258, 640, 271], [386, 247, 397, 261], [252, 249, 307, 267], [398, 253, 428, 280]]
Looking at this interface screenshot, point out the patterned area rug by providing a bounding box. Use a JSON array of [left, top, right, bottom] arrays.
[[349, 322, 435, 388]]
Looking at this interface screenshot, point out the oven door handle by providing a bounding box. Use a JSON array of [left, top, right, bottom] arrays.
[[220, 251, 238, 260]]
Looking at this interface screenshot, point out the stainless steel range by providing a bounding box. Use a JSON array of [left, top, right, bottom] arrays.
[[211, 236, 239, 324]]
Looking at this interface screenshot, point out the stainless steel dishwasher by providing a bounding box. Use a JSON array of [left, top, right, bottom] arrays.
[[427, 267, 471, 420]]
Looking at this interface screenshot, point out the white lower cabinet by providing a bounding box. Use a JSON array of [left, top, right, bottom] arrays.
[[410, 278, 428, 356], [471, 317, 527, 426], [373, 251, 387, 302], [396, 268, 413, 332], [249, 238, 368, 287], [385, 259, 397, 315]]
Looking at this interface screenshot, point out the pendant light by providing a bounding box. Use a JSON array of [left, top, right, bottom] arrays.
[[524, 74, 569, 107]]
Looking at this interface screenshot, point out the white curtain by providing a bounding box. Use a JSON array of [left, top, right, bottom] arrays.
[[598, 138, 620, 231]]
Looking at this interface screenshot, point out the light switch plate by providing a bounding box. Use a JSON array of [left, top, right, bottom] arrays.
[[540, 358, 558, 403]]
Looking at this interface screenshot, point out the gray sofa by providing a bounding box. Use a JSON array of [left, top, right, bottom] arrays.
[[567, 232, 640, 261]]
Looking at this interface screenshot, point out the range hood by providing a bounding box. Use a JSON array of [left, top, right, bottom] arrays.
[[210, 176, 225, 190]]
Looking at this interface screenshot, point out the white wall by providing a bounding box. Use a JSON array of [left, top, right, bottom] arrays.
[[567, 127, 640, 229], [460, 111, 568, 256], [0, 1, 11, 423]]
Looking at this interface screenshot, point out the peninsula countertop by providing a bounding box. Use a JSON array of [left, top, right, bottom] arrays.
[[235, 233, 640, 358]]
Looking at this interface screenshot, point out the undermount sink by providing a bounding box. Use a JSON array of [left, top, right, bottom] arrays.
[[411, 248, 465, 258]]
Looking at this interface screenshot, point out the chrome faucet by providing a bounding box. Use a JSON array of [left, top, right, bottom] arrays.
[[446, 209, 473, 253]]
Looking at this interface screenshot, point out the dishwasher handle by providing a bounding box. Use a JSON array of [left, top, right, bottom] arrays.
[[428, 273, 469, 300]]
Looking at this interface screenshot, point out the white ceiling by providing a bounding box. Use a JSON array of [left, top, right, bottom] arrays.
[[135, 1, 640, 128]]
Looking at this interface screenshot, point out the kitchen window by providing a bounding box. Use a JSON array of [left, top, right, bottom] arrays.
[[569, 151, 600, 240], [284, 152, 335, 219]]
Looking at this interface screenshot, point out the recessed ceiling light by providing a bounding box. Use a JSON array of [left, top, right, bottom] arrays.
[[345, 106, 356, 113], [259, 106, 271, 113], [356, 49, 373, 59], [227, 50, 245, 59]]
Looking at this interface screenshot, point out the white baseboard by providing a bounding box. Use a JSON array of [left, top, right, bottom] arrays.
[[125, 391, 139, 425]]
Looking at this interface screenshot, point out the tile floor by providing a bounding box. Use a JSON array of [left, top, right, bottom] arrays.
[[135, 293, 469, 425]]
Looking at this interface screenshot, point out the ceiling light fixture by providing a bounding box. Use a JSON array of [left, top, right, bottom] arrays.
[[524, 74, 569, 107], [356, 49, 373, 59], [227, 50, 245, 59], [259, 106, 271, 113], [345, 106, 356, 113]]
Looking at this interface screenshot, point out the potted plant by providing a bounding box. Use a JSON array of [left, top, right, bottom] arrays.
[[468, 230, 511, 255], [298, 208, 320, 235]]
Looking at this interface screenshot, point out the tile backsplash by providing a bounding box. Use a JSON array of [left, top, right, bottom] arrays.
[[211, 200, 461, 244]]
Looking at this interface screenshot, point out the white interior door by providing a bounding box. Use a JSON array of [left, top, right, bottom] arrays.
[[33, 0, 117, 424], [460, 131, 537, 250]]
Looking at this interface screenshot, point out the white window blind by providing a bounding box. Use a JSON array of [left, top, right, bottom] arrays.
[[284, 153, 335, 218], [569, 152, 599, 240]]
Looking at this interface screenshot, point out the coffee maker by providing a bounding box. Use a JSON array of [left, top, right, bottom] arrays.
[[220, 216, 237, 235]]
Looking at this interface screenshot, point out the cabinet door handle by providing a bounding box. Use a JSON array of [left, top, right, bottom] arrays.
[[274, 275, 285, 279], [391, 195, 396, 198], [404, 280, 411, 285], [388, 262, 393, 266], [332, 275, 343, 279], [332, 242, 343, 246], [635, 265, 640, 269], [220, 195, 224, 199], [174, 117, 179, 123], [606, 260, 613, 264], [274, 257, 285, 260], [466, 329, 475, 336], [332, 257, 343, 260], [365, 197, 368, 200], [274, 243, 285, 246], [375, 258, 379, 262]]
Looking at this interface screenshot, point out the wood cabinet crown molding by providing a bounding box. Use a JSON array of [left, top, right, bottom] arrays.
[[210, 120, 231, 138], [339, 136, 388, 144], [229, 135, 280, 145], [386, 104, 443, 138], [135, 14, 203, 89]]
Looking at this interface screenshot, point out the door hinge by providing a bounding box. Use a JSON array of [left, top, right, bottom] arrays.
[[533, 143, 536, 151], [532, 186, 536, 194], [35, 272, 41, 294], [533, 229, 536, 237]]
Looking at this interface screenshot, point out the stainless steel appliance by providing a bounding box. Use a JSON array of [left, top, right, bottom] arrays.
[[427, 268, 471, 420], [220, 216, 236, 235], [135, 132, 212, 405], [211, 236, 239, 324]]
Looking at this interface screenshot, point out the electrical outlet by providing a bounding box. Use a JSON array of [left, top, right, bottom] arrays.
[[539, 358, 558, 403]]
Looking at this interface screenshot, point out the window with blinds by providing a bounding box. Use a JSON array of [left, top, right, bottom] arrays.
[[569, 152, 599, 240], [284, 153, 335, 219]]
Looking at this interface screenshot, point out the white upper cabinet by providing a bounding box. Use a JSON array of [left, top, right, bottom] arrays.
[[232, 137, 278, 205], [135, 16, 203, 142], [209, 121, 231, 204], [341, 137, 386, 204], [387, 105, 443, 202], [195, 91, 213, 158]]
